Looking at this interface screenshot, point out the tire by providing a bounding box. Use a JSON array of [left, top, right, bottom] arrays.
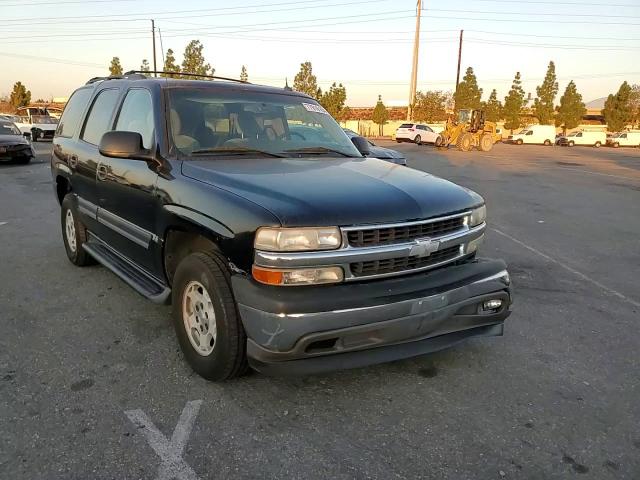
[[172, 251, 248, 381], [568, 141, 575, 147], [613, 142, 619, 148], [31, 130, 38, 143], [17, 155, 31, 165], [396, 139, 401, 143], [434, 135, 444, 147], [479, 134, 493, 152], [543, 139, 551, 146], [60, 194, 94, 266], [594, 141, 601, 148], [516, 139, 523, 145], [457, 133, 473, 152], [414, 135, 422, 146]]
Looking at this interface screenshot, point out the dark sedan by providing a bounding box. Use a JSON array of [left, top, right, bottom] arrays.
[[343, 128, 407, 165], [0, 120, 35, 164]]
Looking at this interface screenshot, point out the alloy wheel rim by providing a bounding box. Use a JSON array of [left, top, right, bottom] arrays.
[[65, 209, 77, 253], [182, 281, 217, 356]]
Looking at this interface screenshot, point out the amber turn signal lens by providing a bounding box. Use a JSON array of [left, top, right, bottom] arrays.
[[252, 266, 284, 285]]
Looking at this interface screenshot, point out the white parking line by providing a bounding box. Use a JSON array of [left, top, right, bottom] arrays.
[[0, 222, 7, 226], [492, 227, 640, 309], [125, 400, 203, 480]]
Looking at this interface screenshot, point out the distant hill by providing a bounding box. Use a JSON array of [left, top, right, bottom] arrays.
[[585, 97, 607, 110]]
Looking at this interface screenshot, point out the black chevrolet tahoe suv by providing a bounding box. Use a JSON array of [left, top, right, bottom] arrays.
[[51, 72, 512, 381]]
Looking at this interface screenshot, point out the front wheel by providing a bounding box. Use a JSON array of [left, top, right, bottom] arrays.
[[594, 141, 601, 148], [434, 135, 444, 147], [516, 139, 523, 145], [172, 251, 248, 381], [479, 134, 493, 152], [61, 194, 94, 266], [568, 141, 575, 147], [543, 139, 551, 146], [414, 135, 422, 145]]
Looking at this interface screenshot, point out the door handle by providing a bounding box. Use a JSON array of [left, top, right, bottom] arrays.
[[97, 164, 108, 181]]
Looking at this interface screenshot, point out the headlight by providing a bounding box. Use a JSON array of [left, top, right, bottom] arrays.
[[255, 227, 341, 252], [468, 205, 486, 227], [252, 265, 344, 286]]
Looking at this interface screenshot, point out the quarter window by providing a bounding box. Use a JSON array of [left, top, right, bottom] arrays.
[[56, 88, 92, 138], [81, 89, 120, 146], [115, 89, 154, 149]]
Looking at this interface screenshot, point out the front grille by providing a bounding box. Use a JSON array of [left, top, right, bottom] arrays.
[[350, 245, 461, 277], [347, 216, 465, 248]]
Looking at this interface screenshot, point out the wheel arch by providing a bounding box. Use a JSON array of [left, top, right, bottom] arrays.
[[55, 174, 71, 205]]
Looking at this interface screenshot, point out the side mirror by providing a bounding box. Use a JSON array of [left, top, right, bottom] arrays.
[[350, 135, 371, 156], [99, 131, 153, 161]]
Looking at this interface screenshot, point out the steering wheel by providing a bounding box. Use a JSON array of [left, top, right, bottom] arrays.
[[290, 131, 306, 140]]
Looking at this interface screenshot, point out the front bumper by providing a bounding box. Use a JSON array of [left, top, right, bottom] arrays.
[[232, 258, 511, 375], [0, 143, 34, 161]]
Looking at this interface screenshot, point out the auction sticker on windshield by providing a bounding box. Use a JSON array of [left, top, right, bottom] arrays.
[[302, 103, 329, 114]]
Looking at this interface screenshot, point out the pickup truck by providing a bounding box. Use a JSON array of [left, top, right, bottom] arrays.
[[51, 72, 512, 381]]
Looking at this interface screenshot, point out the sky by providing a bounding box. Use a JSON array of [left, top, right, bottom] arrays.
[[1, 0, 639, 106]]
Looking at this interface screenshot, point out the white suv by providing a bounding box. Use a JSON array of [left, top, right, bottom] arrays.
[[395, 123, 440, 145]]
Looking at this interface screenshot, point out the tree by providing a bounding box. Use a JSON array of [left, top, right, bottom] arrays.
[[181, 40, 213, 79], [630, 84, 640, 128], [454, 67, 482, 111], [372, 95, 389, 136], [412, 90, 449, 122], [9, 82, 31, 109], [162, 48, 180, 77], [503, 72, 526, 132], [109, 57, 123, 76], [140, 59, 150, 72], [483, 89, 503, 122], [602, 81, 633, 132], [319, 83, 347, 119], [240, 65, 248, 82], [533, 61, 559, 125], [556, 80, 586, 133], [293, 61, 319, 99]]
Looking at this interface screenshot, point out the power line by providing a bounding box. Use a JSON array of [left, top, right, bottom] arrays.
[[425, 7, 640, 18], [0, 0, 134, 5], [425, 14, 640, 25], [448, 0, 640, 7]]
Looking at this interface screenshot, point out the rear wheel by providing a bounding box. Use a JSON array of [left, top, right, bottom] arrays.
[[414, 135, 422, 145], [613, 142, 619, 148], [434, 135, 444, 147], [479, 134, 493, 152], [568, 140, 575, 147], [172, 251, 248, 381], [543, 139, 551, 146], [457, 133, 473, 152], [516, 139, 523, 145], [60, 194, 94, 266], [594, 141, 601, 148]]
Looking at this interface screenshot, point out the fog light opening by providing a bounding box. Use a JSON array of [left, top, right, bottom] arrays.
[[481, 298, 503, 313]]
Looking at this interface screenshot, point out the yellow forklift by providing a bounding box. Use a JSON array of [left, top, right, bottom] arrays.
[[436, 109, 498, 152]]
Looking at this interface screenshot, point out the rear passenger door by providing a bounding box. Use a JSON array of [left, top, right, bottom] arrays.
[[95, 88, 160, 275]]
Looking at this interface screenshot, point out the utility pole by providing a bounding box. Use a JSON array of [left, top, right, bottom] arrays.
[[407, 0, 422, 121], [454, 29, 464, 109], [151, 19, 157, 77]]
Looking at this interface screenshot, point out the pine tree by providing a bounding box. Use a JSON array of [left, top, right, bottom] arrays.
[[533, 61, 559, 125], [556, 81, 586, 133], [630, 84, 640, 128], [240, 65, 248, 82], [372, 95, 389, 136], [602, 81, 633, 132], [454, 67, 482, 111], [503, 72, 525, 132], [140, 59, 150, 72], [484, 89, 503, 122], [162, 49, 179, 77], [9, 81, 31, 109], [412, 91, 449, 122], [319, 83, 347, 119], [293, 61, 319, 99], [109, 57, 123, 76], [181, 40, 213, 79]]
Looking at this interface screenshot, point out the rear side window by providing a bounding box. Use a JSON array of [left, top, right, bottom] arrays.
[[399, 123, 413, 128], [115, 89, 154, 149], [56, 88, 92, 138], [81, 89, 120, 146]]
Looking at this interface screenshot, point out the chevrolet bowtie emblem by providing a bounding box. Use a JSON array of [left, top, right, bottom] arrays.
[[409, 238, 440, 257]]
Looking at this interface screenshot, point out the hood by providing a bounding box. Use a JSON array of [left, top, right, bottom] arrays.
[[181, 157, 482, 227], [368, 144, 404, 159], [0, 134, 28, 145]]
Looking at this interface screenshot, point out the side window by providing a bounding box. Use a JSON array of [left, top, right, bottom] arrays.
[[425, 126, 433, 132], [57, 89, 93, 137], [621, 134, 627, 138], [81, 89, 120, 146], [526, 131, 533, 136], [115, 89, 155, 149], [576, 132, 582, 137]]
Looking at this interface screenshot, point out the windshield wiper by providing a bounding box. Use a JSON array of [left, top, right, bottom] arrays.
[[190, 147, 286, 158], [283, 147, 357, 157]]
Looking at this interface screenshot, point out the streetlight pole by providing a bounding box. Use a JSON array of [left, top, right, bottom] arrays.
[[407, 0, 422, 121]]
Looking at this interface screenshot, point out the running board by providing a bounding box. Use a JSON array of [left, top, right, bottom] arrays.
[[83, 238, 171, 304]]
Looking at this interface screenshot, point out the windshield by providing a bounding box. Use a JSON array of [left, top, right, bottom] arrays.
[[0, 121, 20, 135], [31, 115, 58, 125], [167, 88, 361, 158], [519, 129, 530, 135]]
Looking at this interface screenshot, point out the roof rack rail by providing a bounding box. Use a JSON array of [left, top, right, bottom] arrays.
[[123, 70, 249, 84], [85, 73, 147, 85]]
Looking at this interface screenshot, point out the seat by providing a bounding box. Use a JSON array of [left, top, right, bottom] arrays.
[[170, 109, 200, 153]]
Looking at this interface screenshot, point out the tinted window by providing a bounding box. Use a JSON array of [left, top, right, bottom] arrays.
[[399, 124, 413, 129], [576, 133, 582, 137], [0, 120, 20, 135], [81, 89, 120, 145], [56, 88, 92, 138], [425, 126, 433, 132], [526, 131, 533, 135], [115, 89, 154, 149]]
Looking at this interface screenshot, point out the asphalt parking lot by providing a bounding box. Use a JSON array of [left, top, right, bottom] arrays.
[[1, 141, 639, 479]]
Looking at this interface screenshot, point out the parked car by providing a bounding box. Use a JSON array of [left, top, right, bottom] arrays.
[[342, 128, 406, 165], [556, 130, 606, 147], [52, 72, 511, 381], [395, 123, 440, 145], [508, 125, 555, 145], [607, 131, 640, 148], [14, 107, 59, 141], [0, 119, 34, 164]]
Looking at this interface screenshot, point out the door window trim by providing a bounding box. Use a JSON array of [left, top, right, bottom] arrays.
[[79, 87, 121, 146], [113, 87, 156, 149]]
